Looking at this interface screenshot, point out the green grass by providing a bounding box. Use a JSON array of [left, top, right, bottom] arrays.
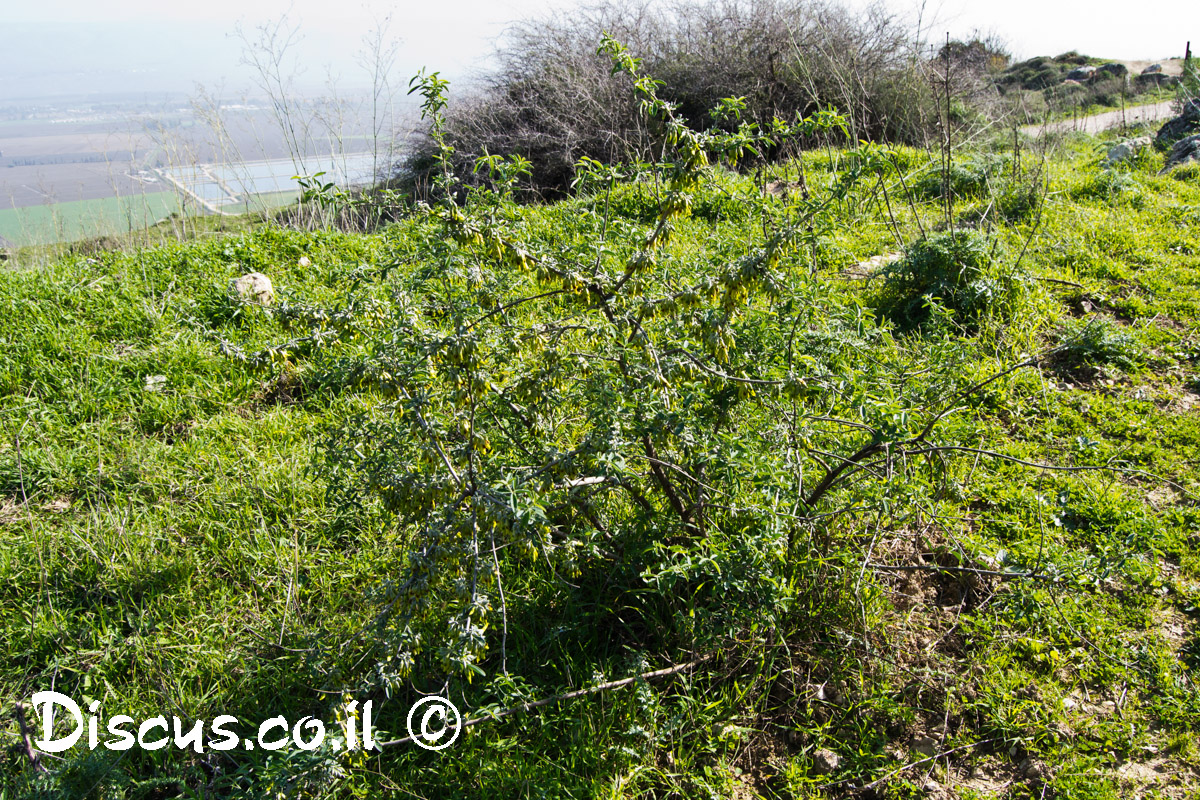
[[1, 123, 1199, 799]]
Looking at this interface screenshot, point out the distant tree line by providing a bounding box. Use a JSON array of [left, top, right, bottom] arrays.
[[4, 153, 113, 167]]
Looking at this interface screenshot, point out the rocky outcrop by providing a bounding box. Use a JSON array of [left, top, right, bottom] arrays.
[[1156, 99, 1200, 148], [1136, 72, 1179, 89], [1066, 65, 1096, 81], [1161, 134, 1200, 173], [1104, 136, 1152, 166], [1096, 63, 1128, 79]]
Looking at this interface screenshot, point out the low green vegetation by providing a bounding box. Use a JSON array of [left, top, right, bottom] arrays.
[[2, 41, 1199, 800]]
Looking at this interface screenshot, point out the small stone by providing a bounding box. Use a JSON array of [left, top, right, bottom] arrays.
[[1020, 758, 1053, 783], [298, 256, 311, 267], [923, 778, 951, 799], [812, 748, 839, 774], [911, 736, 938, 757], [1148, 487, 1178, 508], [230, 272, 275, 305], [144, 375, 167, 392]]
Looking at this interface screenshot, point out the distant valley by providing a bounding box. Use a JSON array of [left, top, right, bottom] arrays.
[[0, 92, 413, 246]]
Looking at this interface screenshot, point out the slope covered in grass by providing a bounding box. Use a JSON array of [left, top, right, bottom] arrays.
[[2, 108, 1200, 800]]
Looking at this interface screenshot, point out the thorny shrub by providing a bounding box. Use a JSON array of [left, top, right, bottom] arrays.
[[230, 42, 1078, 702]]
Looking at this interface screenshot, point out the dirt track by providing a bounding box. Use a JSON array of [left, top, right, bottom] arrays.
[[1022, 100, 1177, 136]]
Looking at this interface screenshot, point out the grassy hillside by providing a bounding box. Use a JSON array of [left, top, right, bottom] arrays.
[[2, 71, 1199, 800]]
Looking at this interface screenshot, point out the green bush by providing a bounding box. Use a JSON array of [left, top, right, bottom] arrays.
[[1055, 316, 1145, 372], [321, 50, 870, 687], [1070, 167, 1143, 205], [603, 179, 754, 223], [877, 230, 1029, 330], [999, 56, 1067, 91], [911, 154, 1009, 200], [991, 174, 1043, 223], [900, 152, 1042, 225]]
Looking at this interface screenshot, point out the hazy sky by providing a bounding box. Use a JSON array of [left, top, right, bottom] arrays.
[[4, 0, 571, 98], [892, 0, 1194, 60], [3, 0, 1195, 101]]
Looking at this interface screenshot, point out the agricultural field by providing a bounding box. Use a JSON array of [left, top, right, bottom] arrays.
[[2, 160, 153, 211], [159, 153, 381, 213], [1, 104, 181, 211], [1, 96, 383, 247], [0, 192, 181, 248]]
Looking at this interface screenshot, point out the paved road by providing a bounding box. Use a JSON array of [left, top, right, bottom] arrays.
[[1022, 100, 1176, 136]]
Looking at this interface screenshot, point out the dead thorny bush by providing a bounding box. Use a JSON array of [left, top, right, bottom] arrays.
[[395, 0, 1006, 199]]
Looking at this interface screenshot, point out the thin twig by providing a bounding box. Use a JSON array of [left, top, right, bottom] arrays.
[[376, 655, 713, 748], [666, 348, 785, 386], [15, 702, 48, 774], [465, 289, 568, 332], [865, 562, 1055, 582], [864, 737, 999, 790], [490, 531, 508, 675], [1038, 277, 1084, 288]]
